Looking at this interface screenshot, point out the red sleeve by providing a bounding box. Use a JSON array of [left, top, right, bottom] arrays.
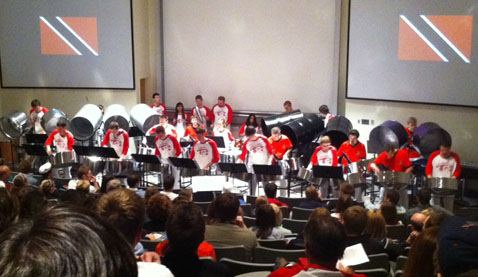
[[426, 151, 440, 176], [122, 132, 129, 155], [285, 138, 293, 149], [452, 152, 461, 178], [263, 137, 273, 155], [42, 108, 49, 113], [226, 104, 233, 124], [239, 124, 246, 136], [401, 150, 413, 168], [210, 105, 217, 122], [228, 132, 235, 141], [209, 140, 220, 163], [161, 104, 168, 115], [189, 141, 197, 159], [311, 147, 320, 166], [102, 130, 111, 147], [359, 143, 367, 159], [184, 127, 191, 137], [171, 129, 178, 138], [45, 130, 57, 147], [239, 139, 249, 161], [171, 135, 182, 157], [29, 108, 35, 114], [154, 137, 161, 156], [67, 133, 75, 151], [151, 104, 154, 108], [337, 142, 345, 157], [331, 147, 338, 166]]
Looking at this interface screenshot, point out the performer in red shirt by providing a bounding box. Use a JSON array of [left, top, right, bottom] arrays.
[[189, 127, 220, 170], [101, 121, 129, 160], [184, 116, 208, 141], [212, 118, 234, 149], [283, 100, 293, 113], [45, 119, 74, 155], [191, 95, 211, 128], [29, 99, 49, 134], [238, 113, 261, 138], [210, 96, 233, 128], [268, 127, 293, 197], [151, 93, 167, 116], [425, 142, 461, 212], [308, 136, 339, 198], [319, 105, 334, 127], [154, 126, 182, 189], [369, 144, 413, 209], [337, 129, 367, 201]]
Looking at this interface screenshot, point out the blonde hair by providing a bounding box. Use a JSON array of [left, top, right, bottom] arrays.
[[364, 210, 387, 239], [255, 196, 268, 209], [320, 136, 331, 144], [76, 180, 90, 193], [39, 179, 55, 194], [309, 207, 331, 220]]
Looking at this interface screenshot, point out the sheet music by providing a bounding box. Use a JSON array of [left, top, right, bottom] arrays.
[[336, 243, 369, 268]]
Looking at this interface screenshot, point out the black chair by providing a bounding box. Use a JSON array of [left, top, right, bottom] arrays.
[[257, 239, 287, 249], [220, 258, 274, 276], [194, 201, 211, 214], [246, 195, 258, 207], [254, 246, 305, 263], [215, 245, 248, 262], [352, 253, 390, 273], [354, 268, 389, 277], [241, 204, 254, 217], [140, 240, 159, 252], [277, 197, 303, 208], [284, 233, 298, 238], [291, 207, 314, 220], [394, 255, 407, 273], [386, 224, 407, 242], [279, 206, 290, 219], [282, 218, 307, 234], [243, 216, 256, 228], [193, 191, 215, 202]]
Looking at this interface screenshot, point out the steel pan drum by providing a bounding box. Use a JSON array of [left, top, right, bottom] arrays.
[[260, 110, 303, 137], [369, 121, 408, 154], [51, 151, 77, 168], [425, 177, 458, 195], [71, 104, 103, 141], [41, 109, 71, 135], [130, 104, 160, 133], [82, 156, 104, 175], [0, 111, 30, 139], [103, 104, 130, 133], [105, 159, 134, 176], [297, 167, 321, 184], [288, 156, 303, 172], [323, 116, 353, 149], [378, 171, 412, 190], [347, 161, 367, 187], [281, 114, 324, 147]]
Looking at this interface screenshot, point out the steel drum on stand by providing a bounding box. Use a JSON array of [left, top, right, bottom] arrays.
[[130, 104, 160, 134], [322, 116, 353, 149], [425, 177, 458, 195], [297, 167, 321, 184], [103, 104, 130, 133], [412, 124, 451, 158], [377, 171, 412, 190], [50, 151, 77, 168], [281, 114, 324, 147], [70, 104, 103, 141], [41, 109, 71, 134], [0, 111, 30, 139], [369, 121, 409, 154], [260, 110, 303, 137], [346, 159, 372, 187]]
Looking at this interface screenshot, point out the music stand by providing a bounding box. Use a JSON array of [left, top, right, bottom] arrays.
[[87, 146, 119, 159], [22, 144, 49, 157], [180, 141, 194, 148], [129, 127, 144, 138], [146, 136, 156, 148], [312, 165, 343, 180], [206, 136, 226, 148], [25, 134, 48, 144], [132, 154, 162, 187], [72, 145, 89, 156], [168, 157, 198, 169]]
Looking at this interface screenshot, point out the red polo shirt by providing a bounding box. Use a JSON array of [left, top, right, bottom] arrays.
[[337, 141, 366, 166], [370, 149, 413, 172]]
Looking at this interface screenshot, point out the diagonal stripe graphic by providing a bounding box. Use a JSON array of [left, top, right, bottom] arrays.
[[39, 16, 82, 55], [57, 16, 99, 56]]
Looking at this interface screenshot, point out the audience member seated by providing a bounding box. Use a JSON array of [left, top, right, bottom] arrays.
[[250, 204, 285, 239], [270, 216, 364, 276], [407, 188, 453, 219], [380, 202, 401, 225], [99, 174, 115, 193], [174, 188, 193, 204], [96, 189, 173, 276], [403, 227, 440, 277], [160, 175, 178, 201], [145, 186, 160, 203], [343, 206, 385, 255], [18, 159, 39, 187], [11, 174, 29, 197], [60, 189, 93, 207], [38, 179, 59, 199], [106, 179, 123, 193], [423, 209, 448, 229], [0, 188, 18, 234], [18, 189, 48, 220], [254, 195, 268, 215], [205, 192, 257, 258], [144, 194, 172, 239], [287, 208, 331, 250], [384, 189, 406, 215], [327, 182, 356, 210], [264, 183, 289, 208], [364, 210, 404, 260], [298, 185, 327, 209], [68, 165, 100, 192], [0, 205, 138, 276], [332, 194, 353, 220], [223, 183, 246, 205], [272, 203, 292, 236], [0, 165, 12, 192], [160, 203, 231, 276], [76, 180, 92, 194], [406, 212, 426, 245], [127, 173, 145, 198]]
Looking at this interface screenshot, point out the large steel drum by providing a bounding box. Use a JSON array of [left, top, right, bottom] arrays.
[[260, 110, 303, 137], [369, 120, 408, 153], [103, 104, 130, 133], [297, 167, 321, 184], [425, 177, 458, 195], [70, 104, 103, 141], [130, 104, 160, 133], [41, 109, 71, 134], [0, 111, 30, 139], [281, 114, 324, 147], [413, 123, 451, 158], [378, 171, 412, 190], [322, 116, 353, 149]]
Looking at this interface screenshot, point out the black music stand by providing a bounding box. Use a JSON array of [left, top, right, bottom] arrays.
[[218, 163, 251, 193], [168, 157, 200, 188], [253, 164, 291, 197], [25, 134, 48, 144], [180, 141, 194, 148], [72, 145, 89, 156], [312, 165, 343, 180], [132, 154, 162, 187], [129, 127, 144, 138], [146, 136, 156, 148], [87, 146, 119, 159], [22, 144, 49, 157], [206, 136, 226, 148]]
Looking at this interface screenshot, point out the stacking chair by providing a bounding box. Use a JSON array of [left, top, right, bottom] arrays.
[[194, 201, 211, 214], [246, 195, 258, 207], [193, 191, 215, 202], [220, 258, 274, 276], [241, 204, 254, 217], [257, 239, 287, 249], [386, 224, 407, 242], [352, 253, 390, 273], [214, 245, 248, 262], [291, 207, 314, 220], [354, 268, 389, 277], [282, 218, 307, 234], [254, 246, 305, 263], [394, 255, 408, 275], [243, 216, 256, 228], [277, 197, 303, 208], [279, 206, 290, 219]]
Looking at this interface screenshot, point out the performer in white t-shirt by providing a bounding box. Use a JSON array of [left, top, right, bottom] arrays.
[[154, 126, 182, 189], [308, 136, 339, 198], [151, 93, 167, 116], [101, 121, 129, 160], [210, 96, 233, 128], [189, 127, 220, 170], [44, 119, 74, 155], [148, 115, 178, 139], [212, 118, 235, 149], [191, 95, 211, 127], [29, 99, 49, 134]]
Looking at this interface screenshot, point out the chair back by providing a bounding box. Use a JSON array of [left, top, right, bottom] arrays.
[[279, 206, 290, 219], [386, 224, 406, 241], [291, 207, 314, 220], [194, 201, 211, 214], [257, 239, 287, 249], [354, 268, 389, 277], [282, 218, 307, 234], [277, 197, 303, 208], [220, 258, 274, 276], [395, 255, 408, 272], [214, 245, 248, 262], [254, 246, 305, 263], [243, 216, 256, 228], [246, 195, 258, 207], [352, 253, 390, 272], [241, 204, 254, 217], [193, 191, 217, 202]]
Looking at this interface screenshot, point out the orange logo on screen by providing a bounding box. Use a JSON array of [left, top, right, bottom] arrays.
[[40, 16, 99, 56], [398, 15, 473, 63]]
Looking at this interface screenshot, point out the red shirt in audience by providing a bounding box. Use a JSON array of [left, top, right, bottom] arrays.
[[269, 257, 365, 277], [268, 198, 289, 208], [156, 241, 216, 261]]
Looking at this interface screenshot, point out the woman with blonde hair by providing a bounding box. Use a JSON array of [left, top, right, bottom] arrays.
[[76, 180, 91, 193], [364, 210, 404, 260], [38, 179, 58, 199]]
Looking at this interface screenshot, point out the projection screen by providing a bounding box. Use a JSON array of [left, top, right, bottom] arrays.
[[347, 0, 478, 107]]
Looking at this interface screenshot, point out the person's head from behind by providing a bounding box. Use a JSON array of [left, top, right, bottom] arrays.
[[145, 186, 160, 203], [99, 175, 115, 194], [245, 126, 256, 138], [178, 189, 193, 202], [255, 204, 276, 239], [410, 212, 426, 232], [96, 189, 145, 246], [318, 105, 329, 116], [166, 203, 205, 255], [214, 192, 239, 223], [56, 118, 68, 135], [342, 206, 368, 237], [106, 179, 123, 193], [403, 227, 439, 277], [424, 211, 448, 229], [339, 182, 354, 197], [126, 173, 140, 189], [271, 203, 283, 227], [18, 190, 47, 220], [147, 194, 172, 224], [0, 165, 11, 182], [255, 195, 268, 210], [380, 202, 398, 225], [309, 207, 331, 221], [335, 194, 353, 215], [385, 189, 400, 206], [77, 165, 91, 181], [348, 129, 360, 145], [13, 174, 29, 192], [163, 174, 175, 192], [417, 188, 432, 205], [364, 210, 386, 239], [0, 205, 137, 276], [305, 185, 319, 201], [109, 121, 120, 136], [155, 126, 167, 139], [60, 189, 90, 207], [304, 216, 346, 267], [0, 188, 18, 234], [38, 179, 56, 196], [76, 180, 90, 193], [264, 183, 278, 199], [18, 159, 32, 174], [283, 100, 292, 112]]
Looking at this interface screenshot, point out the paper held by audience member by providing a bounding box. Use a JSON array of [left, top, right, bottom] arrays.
[[337, 243, 369, 268]]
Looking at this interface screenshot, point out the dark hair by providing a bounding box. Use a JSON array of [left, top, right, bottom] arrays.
[[18, 190, 48, 220], [380, 202, 398, 225], [163, 175, 175, 191], [18, 159, 32, 174], [160, 115, 168, 121], [174, 102, 185, 122], [340, 182, 354, 196], [166, 203, 205, 254], [147, 194, 172, 223], [196, 127, 206, 135], [218, 96, 225, 102], [440, 141, 452, 148], [126, 173, 140, 189], [424, 212, 448, 229], [145, 186, 160, 203], [283, 100, 291, 106], [245, 126, 256, 137], [60, 190, 90, 207], [403, 227, 439, 277], [0, 188, 18, 233], [0, 205, 137, 276], [77, 165, 90, 180], [335, 194, 353, 214], [100, 175, 115, 193], [195, 95, 203, 101], [214, 192, 239, 222], [178, 189, 193, 201], [155, 126, 166, 134], [342, 206, 368, 236], [255, 204, 276, 239], [109, 121, 119, 130], [56, 118, 67, 127], [304, 216, 346, 264], [349, 129, 360, 138], [31, 99, 41, 108], [152, 93, 160, 98], [264, 183, 278, 199], [305, 185, 318, 200], [386, 189, 400, 206], [384, 144, 396, 152], [96, 189, 145, 245], [417, 188, 432, 205], [245, 113, 258, 128], [318, 105, 329, 114]]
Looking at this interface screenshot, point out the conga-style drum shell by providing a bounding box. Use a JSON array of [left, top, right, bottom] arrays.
[[297, 167, 321, 184], [369, 120, 408, 153], [83, 156, 104, 175], [260, 110, 303, 137], [425, 178, 458, 195], [323, 116, 353, 149]]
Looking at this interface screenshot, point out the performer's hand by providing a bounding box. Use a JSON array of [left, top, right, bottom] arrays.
[[47, 149, 52, 156]]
